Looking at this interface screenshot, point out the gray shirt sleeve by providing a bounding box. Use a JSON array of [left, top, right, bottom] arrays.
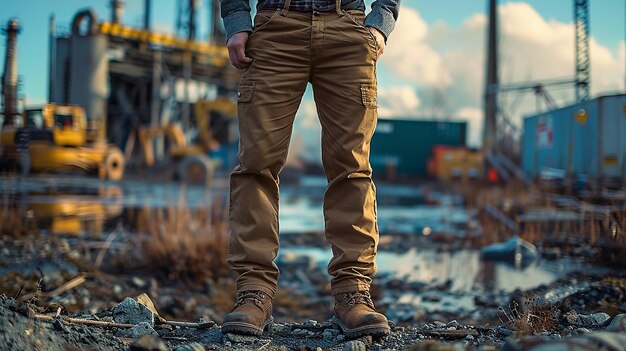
[[364, 0, 400, 42], [220, 0, 253, 42]]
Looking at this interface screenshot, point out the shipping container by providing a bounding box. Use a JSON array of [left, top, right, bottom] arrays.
[[427, 146, 484, 181], [521, 94, 626, 182], [371, 119, 467, 179]]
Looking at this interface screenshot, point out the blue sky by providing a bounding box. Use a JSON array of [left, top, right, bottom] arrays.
[[1, 1, 625, 149], [1, 0, 624, 106]]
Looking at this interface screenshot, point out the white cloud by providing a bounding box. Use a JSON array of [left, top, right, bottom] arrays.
[[378, 2, 625, 147], [378, 86, 421, 118], [288, 2, 625, 164], [381, 8, 452, 87]]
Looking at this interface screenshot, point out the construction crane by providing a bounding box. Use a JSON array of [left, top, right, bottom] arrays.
[[575, 0, 590, 102], [483, 0, 593, 151]]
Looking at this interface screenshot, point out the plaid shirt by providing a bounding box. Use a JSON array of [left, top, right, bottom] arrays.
[[220, 0, 400, 42]]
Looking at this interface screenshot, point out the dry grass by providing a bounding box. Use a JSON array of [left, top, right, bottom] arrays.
[[136, 194, 230, 282], [499, 294, 559, 336]]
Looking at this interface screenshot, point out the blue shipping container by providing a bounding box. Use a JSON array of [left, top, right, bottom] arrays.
[[371, 119, 467, 178], [521, 94, 626, 181]]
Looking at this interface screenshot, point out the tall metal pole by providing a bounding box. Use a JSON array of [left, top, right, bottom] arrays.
[[144, 0, 151, 30], [483, 0, 499, 152], [189, 0, 197, 41], [574, 0, 590, 101], [2, 19, 21, 126], [48, 15, 55, 103]]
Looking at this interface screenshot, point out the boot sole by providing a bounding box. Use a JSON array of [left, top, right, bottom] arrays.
[[330, 315, 391, 338], [222, 316, 274, 336]]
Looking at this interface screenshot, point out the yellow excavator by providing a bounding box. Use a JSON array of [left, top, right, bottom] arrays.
[[126, 97, 236, 185], [0, 103, 125, 179]]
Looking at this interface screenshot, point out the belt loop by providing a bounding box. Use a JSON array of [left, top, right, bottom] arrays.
[[282, 0, 291, 16], [336, 0, 343, 16]]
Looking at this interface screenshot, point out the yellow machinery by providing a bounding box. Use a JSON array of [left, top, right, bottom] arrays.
[[127, 97, 236, 185], [1, 103, 125, 180]]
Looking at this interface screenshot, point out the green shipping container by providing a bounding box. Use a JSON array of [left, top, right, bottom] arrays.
[[371, 119, 467, 178]]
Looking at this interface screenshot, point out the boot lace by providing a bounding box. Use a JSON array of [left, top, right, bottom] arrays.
[[235, 291, 267, 307], [345, 291, 375, 309]]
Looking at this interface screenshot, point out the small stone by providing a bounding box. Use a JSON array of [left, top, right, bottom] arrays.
[[120, 322, 158, 338], [113, 285, 122, 295], [269, 323, 291, 333], [323, 329, 340, 340], [52, 318, 68, 333], [336, 334, 345, 341], [576, 327, 591, 334], [496, 326, 513, 336], [129, 335, 167, 351], [344, 340, 367, 351], [465, 334, 474, 340], [132, 277, 147, 288], [224, 333, 258, 344], [446, 320, 460, 328], [304, 320, 319, 328], [112, 297, 155, 326], [591, 313, 611, 326], [433, 321, 446, 327], [175, 343, 206, 351], [607, 314, 626, 332]]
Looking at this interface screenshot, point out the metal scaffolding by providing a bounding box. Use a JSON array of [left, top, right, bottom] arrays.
[[575, 0, 590, 102]]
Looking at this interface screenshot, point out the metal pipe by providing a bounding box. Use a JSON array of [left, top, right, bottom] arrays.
[[483, 0, 499, 151], [144, 0, 151, 30], [48, 15, 56, 103], [1, 18, 21, 126]]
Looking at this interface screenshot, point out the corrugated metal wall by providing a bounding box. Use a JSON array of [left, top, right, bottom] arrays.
[[522, 94, 626, 180], [371, 119, 467, 178]]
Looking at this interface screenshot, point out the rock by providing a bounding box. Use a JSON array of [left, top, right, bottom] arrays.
[[120, 322, 158, 338], [465, 334, 474, 340], [175, 343, 206, 351], [447, 320, 460, 328], [606, 314, 626, 332], [269, 323, 291, 334], [322, 329, 341, 340], [336, 334, 345, 341], [129, 335, 167, 351], [566, 311, 611, 328], [132, 277, 147, 288], [344, 340, 367, 351], [576, 328, 591, 334], [224, 333, 259, 344], [134, 294, 164, 322], [112, 297, 155, 326], [496, 326, 513, 336], [303, 320, 319, 328]]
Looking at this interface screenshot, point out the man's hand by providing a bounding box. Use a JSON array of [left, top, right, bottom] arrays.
[[227, 32, 252, 69], [366, 26, 385, 59]]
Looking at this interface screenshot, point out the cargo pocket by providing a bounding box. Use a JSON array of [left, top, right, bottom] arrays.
[[360, 83, 378, 108], [237, 80, 255, 103]]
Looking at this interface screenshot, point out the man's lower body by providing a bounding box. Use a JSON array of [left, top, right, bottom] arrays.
[[224, 6, 388, 337]]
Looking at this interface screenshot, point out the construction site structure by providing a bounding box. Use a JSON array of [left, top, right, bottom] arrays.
[[575, 0, 591, 102], [48, 3, 240, 183], [2, 103, 125, 179], [1, 18, 21, 127], [483, 0, 592, 154]]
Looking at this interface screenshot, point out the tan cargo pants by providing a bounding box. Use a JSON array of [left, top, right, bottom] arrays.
[[228, 0, 379, 298]]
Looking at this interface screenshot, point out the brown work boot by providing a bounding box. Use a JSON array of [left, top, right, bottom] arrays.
[[222, 290, 274, 336], [331, 291, 391, 338]]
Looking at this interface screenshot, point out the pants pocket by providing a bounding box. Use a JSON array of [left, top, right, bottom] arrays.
[[360, 83, 378, 108]]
